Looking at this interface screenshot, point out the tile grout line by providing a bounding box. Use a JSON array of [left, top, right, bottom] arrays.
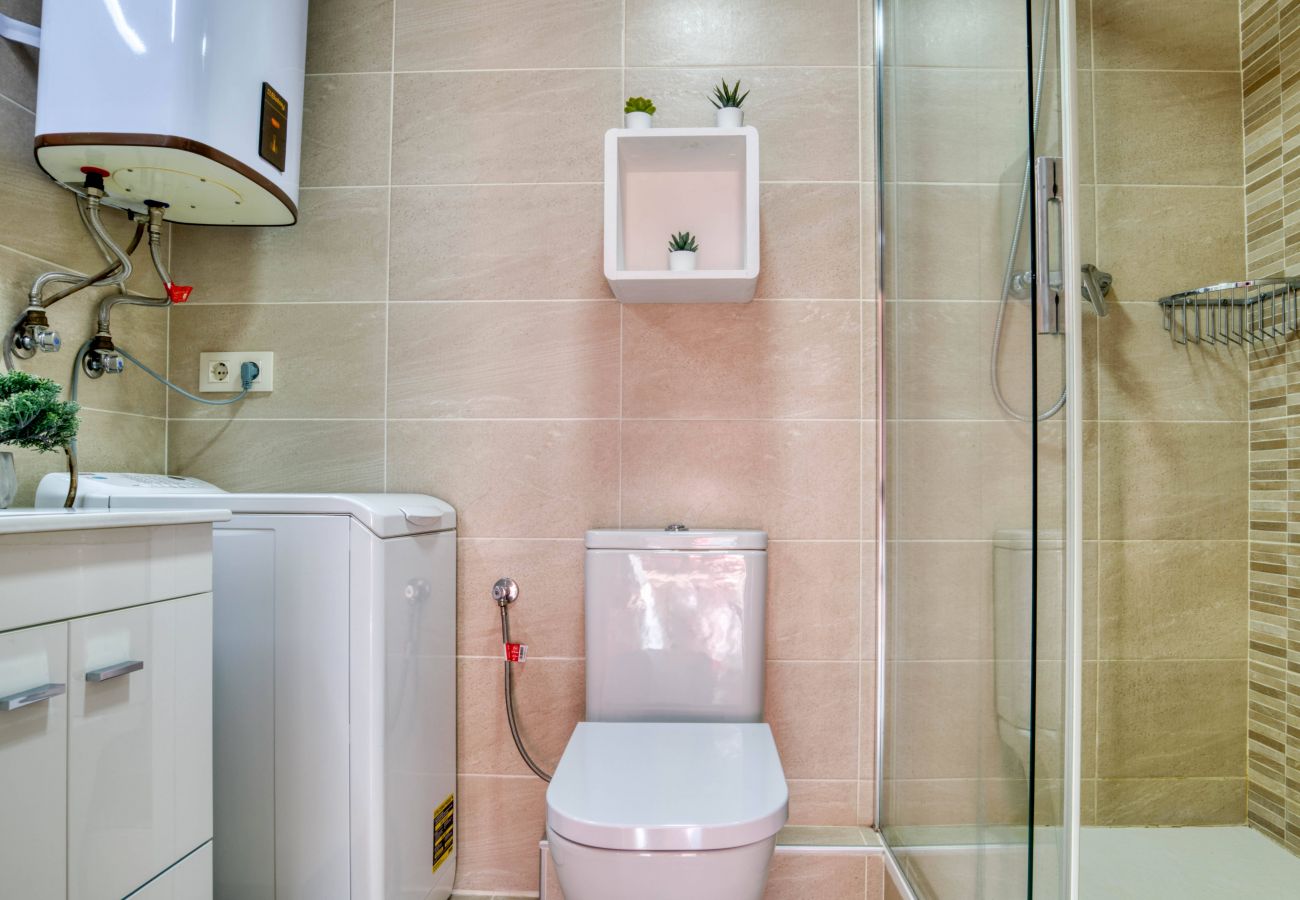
[[382, 0, 398, 492]]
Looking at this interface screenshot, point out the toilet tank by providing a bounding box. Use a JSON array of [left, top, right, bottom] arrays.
[[585, 528, 767, 723]]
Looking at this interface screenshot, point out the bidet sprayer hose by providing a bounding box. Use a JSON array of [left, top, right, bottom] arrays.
[[495, 578, 553, 783]]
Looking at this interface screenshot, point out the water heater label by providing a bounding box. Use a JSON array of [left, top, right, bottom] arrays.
[[432, 793, 455, 873], [259, 82, 288, 172]]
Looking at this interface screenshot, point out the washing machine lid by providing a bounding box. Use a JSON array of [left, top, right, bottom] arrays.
[[546, 721, 788, 852], [46, 473, 456, 537]]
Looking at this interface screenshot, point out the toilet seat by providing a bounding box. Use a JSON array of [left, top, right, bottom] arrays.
[[545, 721, 788, 852]]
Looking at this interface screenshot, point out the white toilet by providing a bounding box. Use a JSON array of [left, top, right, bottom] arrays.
[[545, 527, 788, 900]]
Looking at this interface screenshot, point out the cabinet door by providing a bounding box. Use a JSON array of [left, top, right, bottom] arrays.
[[171, 594, 213, 861], [68, 603, 174, 900], [0, 621, 69, 900]]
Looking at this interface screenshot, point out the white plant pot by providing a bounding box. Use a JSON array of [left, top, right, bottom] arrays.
[[669, 250, 697, 272], [625, 111, 653, 129], [715, 107, 744, 128]]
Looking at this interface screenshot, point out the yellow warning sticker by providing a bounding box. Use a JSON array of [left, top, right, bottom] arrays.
[[432, 793, 454, 874]]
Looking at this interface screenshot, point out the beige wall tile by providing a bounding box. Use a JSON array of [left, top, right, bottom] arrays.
[[306, 0, 393, 74], [1093, 71, 1243, 186], [167, 419, 385, 491], [763, 853, 868, 900], [885, 302, 985, 420], [623, 300, 860, 420], [0, 263, 169, 417], [884, 0, 1025, 68], [880, 777, 1027, 828], [767, 661, 859, 779], [0, 0, 38, 110], [621, 419, 861, 540], [167, 303, 387, 418], [888, 184, 1003, 302], [389, 185, 608, 301], [1098, 540, 1247, 661], [1096, 186, 1244, 303], [458, 656, 583, 777], [886, 661, 1004, 781], [860, 662, 877, 780], [388, 301, 620, 419], [887, 67, 1028, 185], [1092, 0, 1242, 71], [757, 184, 862, 299], [454, 774, 547, 893], [457, 539, 586, 659], [889, 420, 1035, 540], [0, 99, 142, 275], [171, 188, 389, 303], [10, 410, 165, 507], [767, 541, 862, 661], [1097, 302, 1247, 421], [861, 541, 879, 661], [392, 70, 620, 185], [301, 74, 392, 187], [625, 0, 858, 66], [889, 541, 993, 661], [1094, 777, 1246, 826], [624, 68, 860, 182], [1098, 421, 1247, 540], [1095, 660, 1246, 778], [387, 420, 619, 538], [862, 67, 876, 184], [786, 779, 860, 826], [395, 0, 622, 70]]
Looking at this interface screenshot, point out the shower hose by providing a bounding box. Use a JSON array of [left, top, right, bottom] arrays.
[[989, 0, 1066, 423], [496, 579, 553, 782]]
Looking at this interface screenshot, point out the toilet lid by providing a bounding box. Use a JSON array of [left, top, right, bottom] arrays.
[[545, 721, 788, 852]]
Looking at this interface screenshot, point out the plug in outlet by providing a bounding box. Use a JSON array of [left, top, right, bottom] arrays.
[[199, 351, 275, 393]]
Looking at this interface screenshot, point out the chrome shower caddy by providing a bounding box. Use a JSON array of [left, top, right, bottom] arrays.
[[1158, 278, 1300, 346]]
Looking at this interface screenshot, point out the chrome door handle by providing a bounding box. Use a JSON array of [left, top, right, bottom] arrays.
[[1034, 156, 1064, 335], [85, 659, 144, 683], [0, 682, 67, 711]]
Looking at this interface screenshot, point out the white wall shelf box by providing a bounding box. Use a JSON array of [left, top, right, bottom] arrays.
[[604, 126, 760, 303]]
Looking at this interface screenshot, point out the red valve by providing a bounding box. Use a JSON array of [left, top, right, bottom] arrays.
[[504, 642, 527, 663], [166, 283, 193, 303], [79, 165, 110, 177]]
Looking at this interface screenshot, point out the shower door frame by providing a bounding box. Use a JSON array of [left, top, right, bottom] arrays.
[[870, 0, 1087, 896]]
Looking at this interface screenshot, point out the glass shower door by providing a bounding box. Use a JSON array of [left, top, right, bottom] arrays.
[[875, 0, 1078, 897]]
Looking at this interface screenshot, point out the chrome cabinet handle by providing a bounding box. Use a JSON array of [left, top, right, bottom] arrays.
[[85, 660, 144, 683], [1034, 156, 1064, 335], [0, 682, 67, 712]]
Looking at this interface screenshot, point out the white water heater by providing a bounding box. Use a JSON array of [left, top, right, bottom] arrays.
[[33, 0, 308, 226]]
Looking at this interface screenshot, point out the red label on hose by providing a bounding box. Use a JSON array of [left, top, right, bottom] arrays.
[[166, 283, 193, 303], [504, 642, 527, 663]]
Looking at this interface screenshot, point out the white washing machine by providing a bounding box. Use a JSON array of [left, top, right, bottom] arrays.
[[36, 473, 457, 900]]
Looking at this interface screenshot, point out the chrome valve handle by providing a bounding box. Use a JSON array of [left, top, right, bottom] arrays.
[[492, 577, 519, 607]]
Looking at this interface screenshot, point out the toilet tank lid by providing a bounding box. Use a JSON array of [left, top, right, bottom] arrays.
[[586, 528, 767, 551]]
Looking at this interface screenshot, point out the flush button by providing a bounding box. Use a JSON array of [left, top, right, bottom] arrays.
[[664, 523, 688, 532]]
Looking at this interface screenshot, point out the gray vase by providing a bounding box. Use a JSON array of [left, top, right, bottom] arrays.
[[0, 451, 15, 509]]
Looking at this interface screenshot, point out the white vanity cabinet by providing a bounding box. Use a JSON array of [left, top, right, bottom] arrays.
[[0, 509, 227, 900]]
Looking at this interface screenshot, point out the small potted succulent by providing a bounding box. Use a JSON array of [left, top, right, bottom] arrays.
[[0, 370, 80, 508], [668, 231, 699, 271], [710, 78, 749, 127], [624, 96, 656, 129]]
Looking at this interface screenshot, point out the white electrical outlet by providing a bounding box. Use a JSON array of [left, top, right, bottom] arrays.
[[199, 351, 275, 393]]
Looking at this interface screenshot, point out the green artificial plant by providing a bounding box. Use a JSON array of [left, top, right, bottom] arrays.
[[0, 369, 80, 452], [709, 79, 749, 109], [668, 231, 699, 253], [625, 96, 656, 115]]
